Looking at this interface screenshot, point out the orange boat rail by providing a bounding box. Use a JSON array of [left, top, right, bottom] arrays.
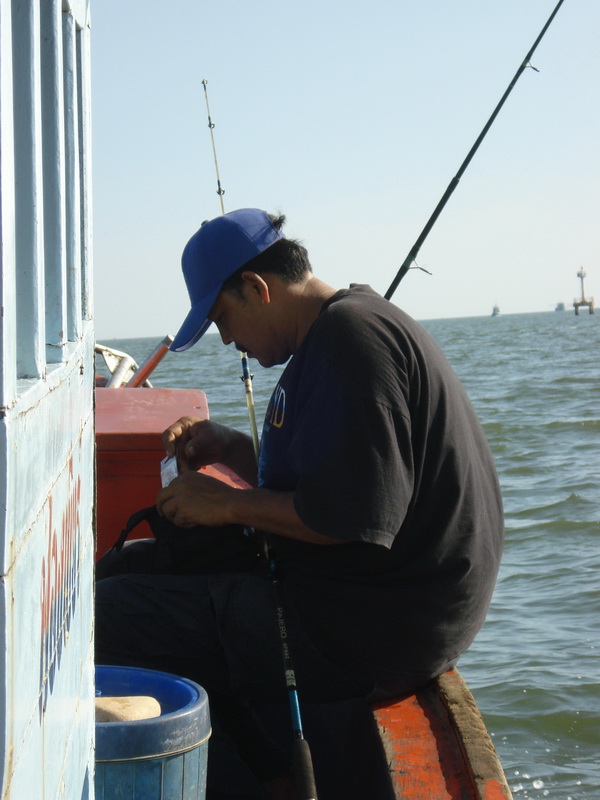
[[373, 670, 512, 799]]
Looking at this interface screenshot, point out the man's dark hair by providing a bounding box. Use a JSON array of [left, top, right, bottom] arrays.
[[221, 213, 312, 294]]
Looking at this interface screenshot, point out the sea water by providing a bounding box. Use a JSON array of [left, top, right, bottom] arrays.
[[97, 310, 600, 799]]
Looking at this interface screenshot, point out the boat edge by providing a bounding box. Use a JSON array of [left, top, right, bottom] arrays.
[[436, 669, 513, 799]]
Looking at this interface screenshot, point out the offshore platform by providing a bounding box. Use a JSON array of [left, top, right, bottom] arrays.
[[573, 268, 595, 315]]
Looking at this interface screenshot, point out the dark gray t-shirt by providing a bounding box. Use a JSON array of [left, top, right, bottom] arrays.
[[258, 285, 503, 695]]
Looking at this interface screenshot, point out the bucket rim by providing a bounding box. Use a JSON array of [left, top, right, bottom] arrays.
[[95, 664, 211, 762]]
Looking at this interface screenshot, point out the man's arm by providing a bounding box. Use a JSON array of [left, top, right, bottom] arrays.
[[156, 471, 345, 546]]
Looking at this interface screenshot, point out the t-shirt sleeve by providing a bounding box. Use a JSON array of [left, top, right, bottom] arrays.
[[289, 316, 414, 547]]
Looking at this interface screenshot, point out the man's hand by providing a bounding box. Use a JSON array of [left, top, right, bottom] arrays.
[[156, 470, 236, 528], [162, 417, 258, 485], [162, 417, 232, 472]]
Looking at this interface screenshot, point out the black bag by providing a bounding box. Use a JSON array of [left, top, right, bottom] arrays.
[[96, 505, 260, 580]]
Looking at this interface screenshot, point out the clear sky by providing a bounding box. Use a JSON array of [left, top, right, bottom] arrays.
[[90, 0, 598, 340]]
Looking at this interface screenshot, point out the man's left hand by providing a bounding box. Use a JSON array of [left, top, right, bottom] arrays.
[[156, 471, 237, 528]]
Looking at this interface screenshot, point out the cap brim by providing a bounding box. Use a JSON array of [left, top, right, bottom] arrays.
[[169, 284, 221, 352]]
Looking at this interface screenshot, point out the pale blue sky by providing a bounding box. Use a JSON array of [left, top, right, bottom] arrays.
[[91, 0, 599, 340]]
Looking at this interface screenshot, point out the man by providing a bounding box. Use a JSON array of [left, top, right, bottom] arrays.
[[96, 208, 503, 798]]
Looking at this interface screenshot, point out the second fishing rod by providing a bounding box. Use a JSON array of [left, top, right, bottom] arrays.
[[201, 79, 319, 800], [385, 0, 567, 300]]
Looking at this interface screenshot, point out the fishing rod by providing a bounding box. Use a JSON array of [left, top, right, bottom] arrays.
[[201, 78, 318, 799], [201, 79, 226, 212], [385, 0, 567, 301], [201, 79, 260, 461]]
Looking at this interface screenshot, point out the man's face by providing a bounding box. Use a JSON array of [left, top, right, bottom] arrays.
[[207, 283, 288, 368]]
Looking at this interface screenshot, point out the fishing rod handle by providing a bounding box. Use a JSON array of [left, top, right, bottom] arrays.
[[292, 737, 318, 800]]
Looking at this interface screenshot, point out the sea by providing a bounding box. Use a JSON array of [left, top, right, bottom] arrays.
[[97, 310, 599, 800]]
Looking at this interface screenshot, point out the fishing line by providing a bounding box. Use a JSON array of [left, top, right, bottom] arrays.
[[201, 79, 260, 461], [201, 79, 226, 215], [201, 78, 318, 799], [385, 0, 567, 301]]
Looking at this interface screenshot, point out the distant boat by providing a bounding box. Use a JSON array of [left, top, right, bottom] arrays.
[[492, 305, 500, 317], [555, 302, 565, 312]]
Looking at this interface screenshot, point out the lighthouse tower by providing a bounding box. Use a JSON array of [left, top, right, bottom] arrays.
[[573, 268, 595, 315]]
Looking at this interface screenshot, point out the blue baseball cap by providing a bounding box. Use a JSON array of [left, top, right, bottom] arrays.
[[170, 208, 283, 352]]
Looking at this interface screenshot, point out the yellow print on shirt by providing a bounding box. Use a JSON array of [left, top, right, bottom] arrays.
[[268, 385, 285, 428]]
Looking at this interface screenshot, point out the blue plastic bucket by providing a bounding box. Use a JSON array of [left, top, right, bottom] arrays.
[[95, 665, 211, 800]]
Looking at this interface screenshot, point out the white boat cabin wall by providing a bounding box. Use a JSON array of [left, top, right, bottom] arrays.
[[0, 1, 95, 798]]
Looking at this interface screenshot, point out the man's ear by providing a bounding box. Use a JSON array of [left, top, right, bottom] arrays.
[[240, 271, 270, 304]]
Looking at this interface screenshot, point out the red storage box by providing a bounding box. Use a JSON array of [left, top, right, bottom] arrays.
[[95, 387, 247, 557]]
